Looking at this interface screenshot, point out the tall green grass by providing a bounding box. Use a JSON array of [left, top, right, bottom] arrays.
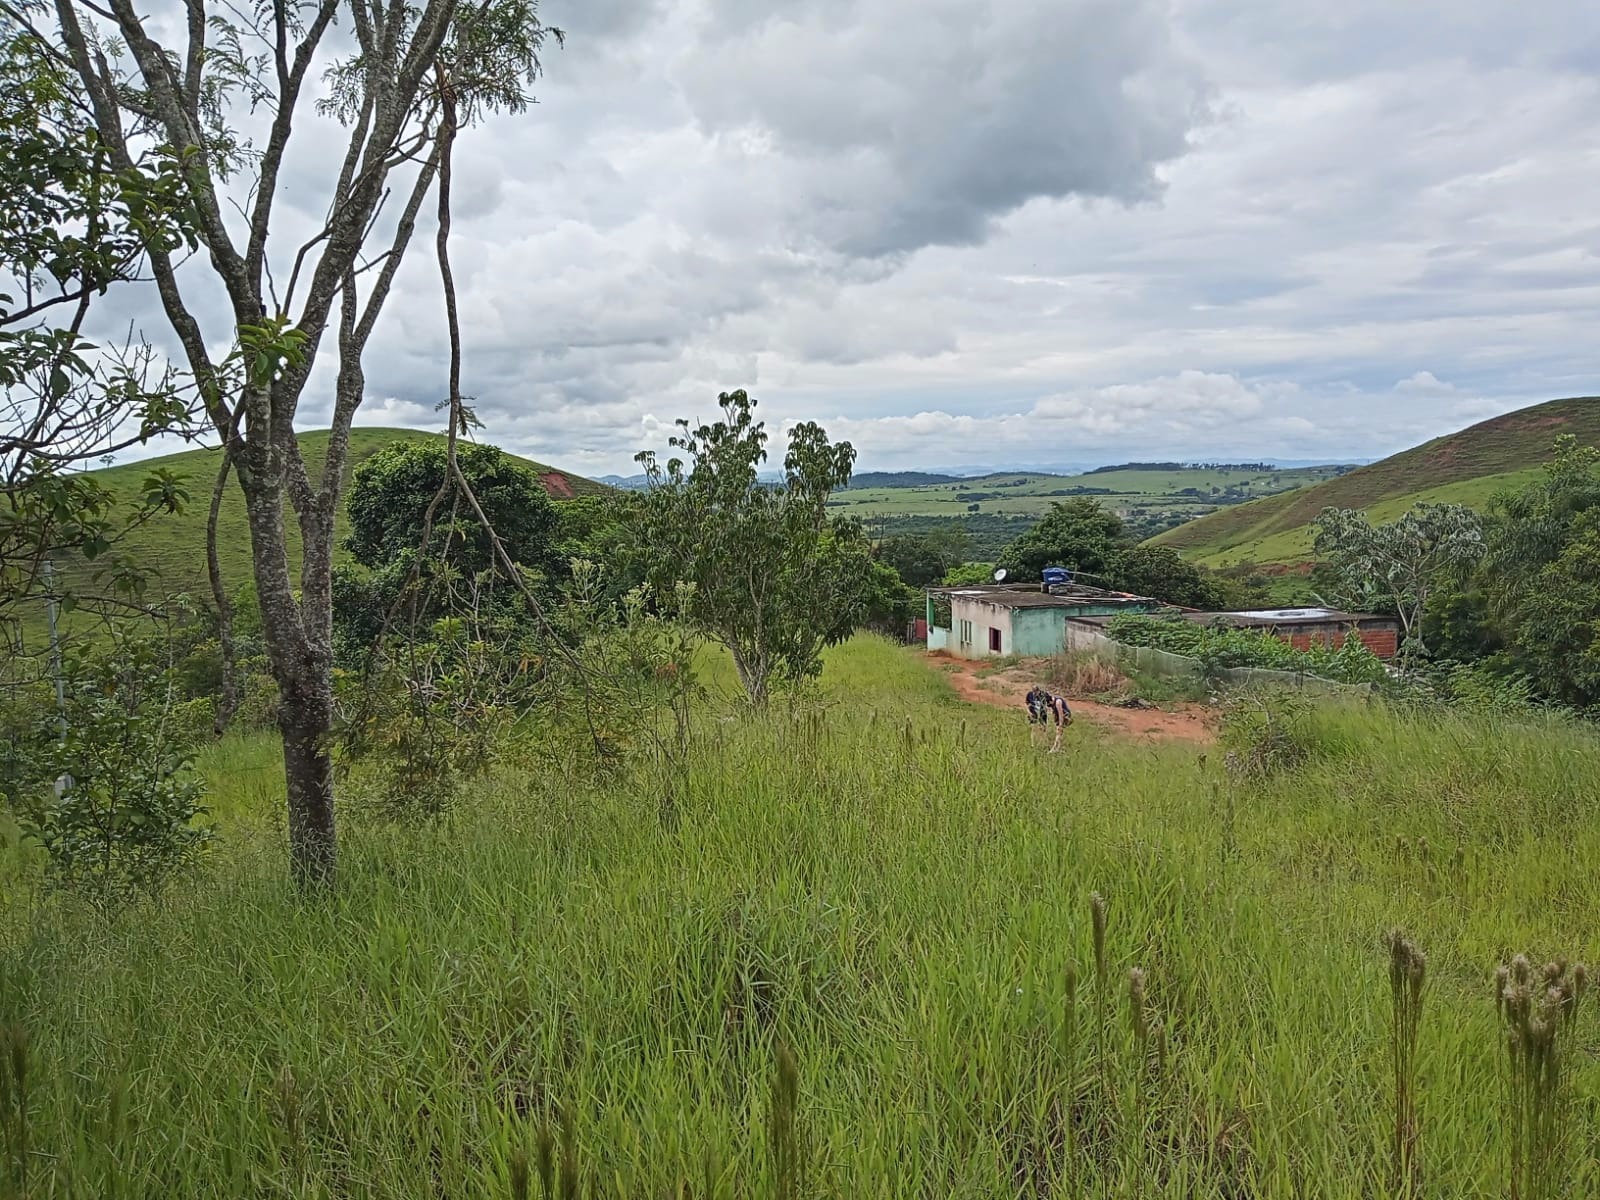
[[0, 637, 1595, 1196]]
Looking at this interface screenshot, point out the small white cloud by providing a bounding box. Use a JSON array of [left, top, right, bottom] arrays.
[[1393, 371, 1457, 397]]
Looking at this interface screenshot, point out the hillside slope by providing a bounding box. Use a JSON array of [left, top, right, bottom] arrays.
[[46, 427, 604, 612], [1150, 397, 1600, 567]]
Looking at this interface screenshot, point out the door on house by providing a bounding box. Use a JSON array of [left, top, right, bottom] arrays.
[[988, 627, 1003, 654]]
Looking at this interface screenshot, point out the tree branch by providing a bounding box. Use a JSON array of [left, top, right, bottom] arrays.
[[105, 0, 253, 311], [243, 0, 339, 295]]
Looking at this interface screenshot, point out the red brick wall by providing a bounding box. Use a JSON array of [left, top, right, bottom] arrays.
[[1356, 629, 1399, 658], [1276, 624, 1399, 660]]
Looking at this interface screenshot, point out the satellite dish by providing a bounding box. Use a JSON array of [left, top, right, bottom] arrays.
[[992, 568, 1008, 583]]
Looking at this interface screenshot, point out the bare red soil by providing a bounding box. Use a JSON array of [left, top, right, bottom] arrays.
[[928, 652, 1216, 744]]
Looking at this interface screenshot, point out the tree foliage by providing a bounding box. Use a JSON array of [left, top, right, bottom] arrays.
[[3, 639, 214, 901], [875, 527, 970, 588], [631, 390, 873, 704], [331, 441, 562, 664], [345, 440, 561, 577], [1479, 437, 1600, 707], [992, 499, 1235, 607], [1, 17, 200, 633], [996, 498, 1125, 581], [941, 561, 997, 586], [1112, 544, 1228, 609], [13, 0, 561, 883], [1311, 503, 1484, 658]]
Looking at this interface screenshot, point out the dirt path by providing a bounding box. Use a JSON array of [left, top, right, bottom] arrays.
[[929, 652, 1216, 744]]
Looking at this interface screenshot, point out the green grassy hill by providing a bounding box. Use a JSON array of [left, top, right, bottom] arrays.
[[38, 427, 604, 623], [1150, 397, 1600, 568]]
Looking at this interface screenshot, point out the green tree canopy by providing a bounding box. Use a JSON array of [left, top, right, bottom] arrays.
[[875, 527, 971, 588], [995, 498, 1125, 581], [1, 20, 198, 630], [1312, 503, 1484, 659], [1112, 545, 1228, 609], [631, 390, 873, 704], [1480, 436, 1600, 705], [332, 441, 561, 662], [344, 441, 561, 579]]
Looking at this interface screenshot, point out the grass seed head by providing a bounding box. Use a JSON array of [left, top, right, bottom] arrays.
[[511, 1146, 530, 1200], [536, 1123, 555, 1198], [1090, 893, 1108, 980], [1128, 967, 1149, 1041]]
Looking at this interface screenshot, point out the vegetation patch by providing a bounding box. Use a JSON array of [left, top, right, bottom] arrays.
[[1106, 614, 1390, 685]]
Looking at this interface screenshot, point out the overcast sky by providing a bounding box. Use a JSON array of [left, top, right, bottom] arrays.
[[111, 0, 1600, 474]]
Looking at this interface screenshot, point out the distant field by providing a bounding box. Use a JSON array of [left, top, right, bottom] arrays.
[[829, 465, 1345, 534], [1154, 397, 1600, 567]]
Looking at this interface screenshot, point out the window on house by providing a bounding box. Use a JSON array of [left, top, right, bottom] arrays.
[[958, 619, 973, 646], [989, 627, 1003, 653]]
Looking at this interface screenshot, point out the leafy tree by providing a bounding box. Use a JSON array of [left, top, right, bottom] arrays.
[[4, 640, 215, 901], [861, 558, 920, 636], [331, 440, 561, 661], [875, 527, 970, 587], [1311, 503, 1485, 659], [942, 561, 997, 586], [16, 0, 561, 883], [345, 441, 561, 578], [551, 492, 646, 604], [1110, 545, 1227, 609], [631, 390, 873, 705], [1496, 517, 1600, 708], [1420, 586, 1505, 664], [996, 498, 1125, 581], [1479, 437, 1600, 705], [1, 17, 198, 636]]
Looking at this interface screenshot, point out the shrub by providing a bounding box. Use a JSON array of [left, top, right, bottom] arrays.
[[6, 645, 214, 900], [336, 617, 520, 821], [1219, 691, 1316, 778], [1430, 662, 1550, 717], [1046, 653, 1130, 699]]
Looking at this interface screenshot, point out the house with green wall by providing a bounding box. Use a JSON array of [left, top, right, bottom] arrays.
[[925, 584, 1166, 659]]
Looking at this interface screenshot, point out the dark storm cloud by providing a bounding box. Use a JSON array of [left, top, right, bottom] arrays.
[[676, 0, 1209, 256]]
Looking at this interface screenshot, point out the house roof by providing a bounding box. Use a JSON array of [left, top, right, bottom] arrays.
[[1198, 608, 1391, 627], [1066, 608, 1393, 629], [929, 583, 1158, 610]]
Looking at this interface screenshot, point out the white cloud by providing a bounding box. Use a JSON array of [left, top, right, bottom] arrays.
[[83, 0, 1600, 475]]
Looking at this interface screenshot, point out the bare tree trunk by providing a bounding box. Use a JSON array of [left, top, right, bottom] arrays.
[[279, 675, 336, 884], [730, 644, 769, 708], [239, 452, 337, 884]]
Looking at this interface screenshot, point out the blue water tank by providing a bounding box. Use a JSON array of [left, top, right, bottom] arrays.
[[1041, 566, 1071, 587]]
